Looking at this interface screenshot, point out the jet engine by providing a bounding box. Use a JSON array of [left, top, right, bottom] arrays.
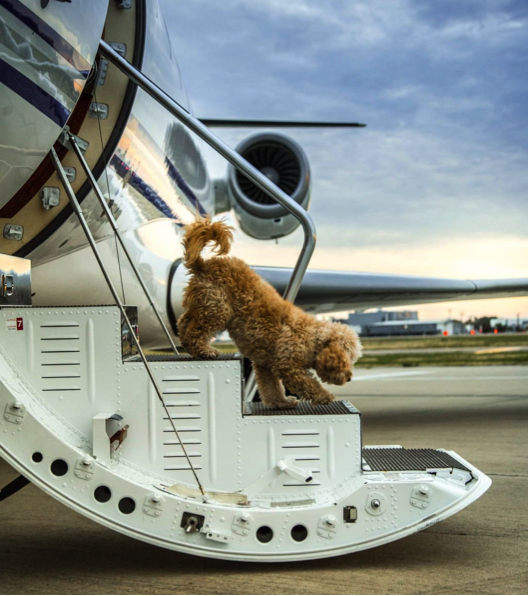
[[217, 133, 311, 240]]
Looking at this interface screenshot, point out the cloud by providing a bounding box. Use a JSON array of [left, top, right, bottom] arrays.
[[159, 0, 527, 316], [204, 124, 527, 248]]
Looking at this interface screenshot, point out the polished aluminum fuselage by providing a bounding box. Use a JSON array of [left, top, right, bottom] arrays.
[[0, 0, 215, 347]]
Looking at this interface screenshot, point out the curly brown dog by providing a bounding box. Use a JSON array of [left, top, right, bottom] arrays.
[[177, 219, 362, 408]]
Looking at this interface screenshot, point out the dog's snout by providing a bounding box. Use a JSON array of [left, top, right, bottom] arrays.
[[347, 372, 353, 382]]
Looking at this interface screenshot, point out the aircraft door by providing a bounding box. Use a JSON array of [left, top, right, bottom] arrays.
[[0, 0, 109, 206]]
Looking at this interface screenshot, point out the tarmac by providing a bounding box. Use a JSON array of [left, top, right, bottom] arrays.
[[0, 365, 527, 595]]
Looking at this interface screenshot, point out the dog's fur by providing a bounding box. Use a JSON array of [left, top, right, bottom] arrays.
[[177, 218, 362, 408]]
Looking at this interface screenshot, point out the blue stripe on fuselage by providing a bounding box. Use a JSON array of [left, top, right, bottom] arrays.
[[164, 157, 207, 217], [0, 0, 91, 76], [110, 155, 186, 225], [0, 57, 70, 126]]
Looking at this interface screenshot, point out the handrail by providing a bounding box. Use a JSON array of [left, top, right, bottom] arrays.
[[98, 40, 318, 406], [98, 40, 317, 305]]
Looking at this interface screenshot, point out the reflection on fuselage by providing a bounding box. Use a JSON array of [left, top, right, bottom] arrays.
[[110, 115, 208, 225], [111, 154, 184, 223], [28, 0, 215, 269]]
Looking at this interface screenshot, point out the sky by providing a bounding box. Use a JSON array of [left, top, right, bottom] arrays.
[[160, 0, 527, 321]]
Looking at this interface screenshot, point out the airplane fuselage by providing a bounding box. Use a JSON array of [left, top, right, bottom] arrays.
[[1, 0, 215, 346]]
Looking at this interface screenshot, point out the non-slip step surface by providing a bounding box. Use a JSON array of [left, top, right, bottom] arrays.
[[362, 447, 471, 473], [247, 400, 359, 416]]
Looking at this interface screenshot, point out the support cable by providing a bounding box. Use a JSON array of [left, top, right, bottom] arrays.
[[51, 148, 203, 495], [93, 85, 127, 304], [66, 134, 179, 356]]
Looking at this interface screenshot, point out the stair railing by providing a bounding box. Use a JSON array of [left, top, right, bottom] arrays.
[[98, 40, 318, 404]]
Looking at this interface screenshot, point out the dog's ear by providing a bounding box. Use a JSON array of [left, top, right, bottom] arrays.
[[314, 342, 349, 377], [314, 345, 333, 378]]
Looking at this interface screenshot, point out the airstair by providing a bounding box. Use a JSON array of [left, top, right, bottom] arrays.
[[0, 42, 490, 561]]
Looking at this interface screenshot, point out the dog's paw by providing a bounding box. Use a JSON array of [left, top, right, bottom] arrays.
[[311, 393, 335, 406], [273, 396, 299, 409], [196, 347, 221, 360]]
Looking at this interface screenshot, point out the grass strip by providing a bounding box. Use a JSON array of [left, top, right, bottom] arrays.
[[357, 350, 528, 368], [359, 334, 527, 351]]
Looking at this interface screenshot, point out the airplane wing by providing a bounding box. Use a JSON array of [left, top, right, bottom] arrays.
[[252, 267, 528, 314]]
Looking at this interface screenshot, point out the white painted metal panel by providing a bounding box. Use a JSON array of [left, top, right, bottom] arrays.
[[0, 305, 491, 561]]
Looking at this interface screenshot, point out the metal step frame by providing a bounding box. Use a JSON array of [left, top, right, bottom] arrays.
[[0, 304, 491, 561]]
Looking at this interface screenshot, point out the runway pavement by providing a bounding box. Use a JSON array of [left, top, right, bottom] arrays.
[[0, 365, 527, 595]]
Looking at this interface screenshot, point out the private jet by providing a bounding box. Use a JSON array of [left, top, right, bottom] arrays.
[[0, 0, 526, 561]]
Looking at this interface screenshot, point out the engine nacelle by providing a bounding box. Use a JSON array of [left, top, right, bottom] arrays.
[[218, 133, 311, 240]]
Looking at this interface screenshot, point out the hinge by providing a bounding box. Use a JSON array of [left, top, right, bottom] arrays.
[[74, 456, 94, 481], [40, 186, 61, 210], [143, 493, 164, 517], [97, 43, 127, 86], [55, 166, 76, 183], [89, 103, 109, 120], [58, 127, 89, 154], [4, 401, 26, 424], [3, 224, 23, 241]]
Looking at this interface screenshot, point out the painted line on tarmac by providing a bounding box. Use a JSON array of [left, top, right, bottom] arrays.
[[356, 375, 527, 382], [354, 371, 431, 381]]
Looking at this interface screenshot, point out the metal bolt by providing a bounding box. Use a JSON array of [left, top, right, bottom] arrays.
[[371, 499, 381, 509], [151, 494, 161, 503], [82, 456, 92, 466], [11, 402, 22, 410], [419, 486, 429, 496]]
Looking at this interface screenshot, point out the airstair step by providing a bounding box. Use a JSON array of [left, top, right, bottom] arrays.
[[130, 353, 242, 362], [248, 400, 359, 416], [362, 447, 471, 473]]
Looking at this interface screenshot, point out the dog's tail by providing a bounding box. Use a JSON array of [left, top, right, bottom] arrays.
[[183, 218, 234, 272]]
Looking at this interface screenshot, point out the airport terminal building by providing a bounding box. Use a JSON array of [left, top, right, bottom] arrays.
[[336, 310, 466, 336]]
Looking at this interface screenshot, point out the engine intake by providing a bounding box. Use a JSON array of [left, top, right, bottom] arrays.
[[225, 133, 311, 240]]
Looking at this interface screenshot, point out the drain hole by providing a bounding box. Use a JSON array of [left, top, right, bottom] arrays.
[[256, 526, 273, 543], [94, 486, 112, 503], [32, 452, 43, 463], [50, 459, 68, 476], [291, 524, 308, 542], [119, 497, 136, 514]]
